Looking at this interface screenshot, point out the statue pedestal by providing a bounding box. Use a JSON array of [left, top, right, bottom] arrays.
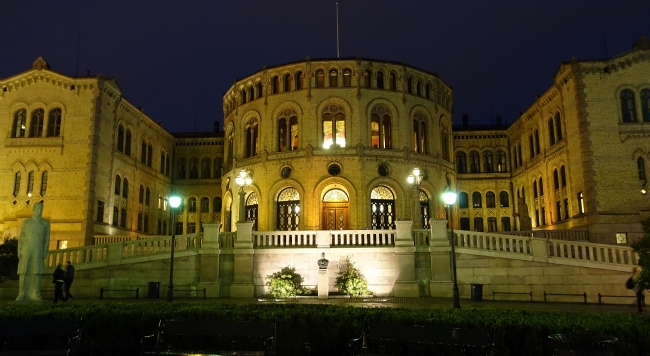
[[318, 269, 328, 300]]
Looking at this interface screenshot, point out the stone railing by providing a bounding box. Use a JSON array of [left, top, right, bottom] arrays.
[[454, 230, 531, 255], [93, 236, 133, 245], [547, 239, 637, 267], [220, 232, 237, 248], [330, 230, 395, 247], [46, 245, 108, 268], [412, 229, 431, 246], [504, 229, 589, 241], [122, 234, 202, 258], [253, 231, 317, 247]]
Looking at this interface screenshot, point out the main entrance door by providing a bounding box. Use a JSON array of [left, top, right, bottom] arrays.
[[321, 189, 349, 230]]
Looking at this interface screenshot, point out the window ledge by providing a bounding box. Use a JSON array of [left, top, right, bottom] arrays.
[[5, 136, 63, 147]]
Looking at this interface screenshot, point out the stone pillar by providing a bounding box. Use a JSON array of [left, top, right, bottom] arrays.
[[106, 242, 124, 266], [393, 220, 419, 297], [318, 269, 328, 299], [428, 218, 452, 297], [230, 221, 255, 297], [198, 222, 221, 298], [530, 237, 549, 262]]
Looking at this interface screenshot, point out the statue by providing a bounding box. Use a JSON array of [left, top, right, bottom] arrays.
[[513, 197, 532, 231], [16, 202, 50, 301], [317, 253, 329, 269]]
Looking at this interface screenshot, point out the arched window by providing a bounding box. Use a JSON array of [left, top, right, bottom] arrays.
[[30, 108, 44, 137], [548, 118, 556, 145], [560, 166, 567, 187], [145, 187, 150, 205], [284, 73, 293, 91], [12, 109, 26, 138], [342, 69, 352, 87], [389, 72, 396, 90], [315, 70, 325, 88], [273, 75, 281, 93], [376, 71, 384, 89], [122, 178, 129, 199], [13, 171, 21, 197], [125, 129, 132, 155], [322, 104, 345, 148], [517, 144, 522, 166], [533, 180, 538, 198], [189, 158, 199, 179], [40, 171, 48, 196], [456, 152, 467, 173], [458, 192, 469, 208], [639, 157, 647, 181], [642, 89, 650, 122], [425, 83, 430, 99], [407, 77, 412, 94], [278, 109, 299, 152], [363, 70, 371, 88], [160, 152, 166, 174], [621, 89, 637, 122], [277, 187, 300, 231], [114, 175, 121, 195], [139, 185, 144, 203], [201, 197, 210, 212], [246, 118, 259, 157], [419, 190, 430, 229], [539, 177, 544, 196], [499, 191, 509, 207], [201, 158, 211, 179], [47, 108, 61, 137], [166, 154, 170, 176], [534, 129, 540, 155], [214, 197, 222, 212], [329, 69, 338, 87], [416, 81, 421, 96], [177, 158, 186, 179], [141, 140, 147, 164], [117, 125, 125, 152], [188, 197, 197, 212], [553, 169, 560, 189], [26, 171, 34, 196], [370, 106, 392, 149], [469, 151, 480, 173], [555, 113, 563, 141], [529, 134, 535, 159], [486, 192, 496, 208], [496, 150, 507, 172], [256, 82, 263, 98], [240, 89, 247, 104], [512, 147, 518, 169], [370, 186, 396, 229], [147, 144, 153, 167], [412, 113, 427, 153], [472, 192, 482, 208], [483, 151, 494, 173], [214, 158, 222, 178], [295, 71, 304, 90], [246, 192, 259, 230]]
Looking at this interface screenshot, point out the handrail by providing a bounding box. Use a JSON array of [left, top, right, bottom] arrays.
[[546, 239, 637, 266], [454, 230, 531, 255]]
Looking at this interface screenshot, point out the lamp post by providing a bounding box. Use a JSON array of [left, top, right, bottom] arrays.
[[235, 169, 252, 223], [441, 191, 460, 309], [407, 168, 423, 227], [167, 195, 181, 302]]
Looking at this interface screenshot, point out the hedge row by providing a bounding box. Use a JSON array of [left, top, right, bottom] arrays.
[[0, 302, 648, 355]]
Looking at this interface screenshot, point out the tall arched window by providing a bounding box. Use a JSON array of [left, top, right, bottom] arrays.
[[277, 187, 300, 231], [363, 70, 371, 88], [147, 144, 153, 167], [30, 108, 44, 137], [342, 69, 351, 87], [26, 171, 34, 196], [441, 127, 450, 161], [483, 151, 494, 173], [284, 73, 293, 91], [139, 185, 144, 203], [322, 104, 346, 148], [189, 158, 199, 179], [639, 157, 647, 181], [458, 192, 469, 208], [246, 193, 259, 231], [329, 69, 338, 87], [407, 77, 413, 94], [529, 134, 535, 159], [555, 113, 563, 141], [370, 106, 392, 149], [315, 70, 325, 88], [273, 75, 281, 93], [499, 191, 509, 207], [214, 197, 222, 212], [188, 197, 197, 212], [456, 152, 467, 173], [200, 197, 210, 212], [370, 186, 396, 229], [125, 129, 132, 155], [40, 171, 48, 196], [621, 89, 637, 122], [141, 140, 147, 164], [295, 71, 304, 90], [256, 82, 263, 98], [553, 169, 560, 189], [416, 81, 421, 96], [122, 178, 129, 199], [120, 209, 127, 228], [469, 151, 480, 173], [419, 190, 430, 229], [201, 158, 211, 179], [47, 108, 61, 137], [278, 109, 299, 152], [160, 152, 166, 174], [548, 118, 556, 145], [114, 175, 121, 195], [389, 72, 396, 90], [496, 150, 507, 172], [240, 89, 247, 104], [534, 129, 540, 155], [12, 109, 26, 138], [412, 113, 427, 153], [117, 125, 124, 152], [145, 187, 150, 205], [246, 118, 259, 157], [533, 180, 538, 198], [13, 171, 21, 197], [177, 158, 186, 179], [213, 158, 222, 178], [642, 89, 650, 122], [376, 71, 384, 89], [539, 177, 544, 196], [560, 165, 567, 187], [166, 154, 170, 176], [472, 192, 482, 208], [425, 83, 430, 99], [486, 192, 496, 208]]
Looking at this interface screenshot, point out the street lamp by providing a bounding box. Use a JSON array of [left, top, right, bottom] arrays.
[[167, 195, 181, 302], [407, 168, 423, 227], [441, 190, 461, 309], [235, 169, 252, 222]]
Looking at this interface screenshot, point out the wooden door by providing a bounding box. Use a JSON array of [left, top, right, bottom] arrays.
[[322, 202, 349, 230]]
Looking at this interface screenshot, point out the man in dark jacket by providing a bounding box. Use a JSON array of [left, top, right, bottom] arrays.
[[52, 264, 65, 303], [64, 261, 75, 301]]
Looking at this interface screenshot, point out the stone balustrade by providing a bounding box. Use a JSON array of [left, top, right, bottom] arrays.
[[547, 239, 637, 267], [121, 234, 201, 258], [46, 244, 108, 268], [329, 230, 395, 246], [220, 232, 237, 248], [253, 231, 317, 247], [412, 229, 431, 246], [455, 230, 531, 255], [503, 229, 589, 241]]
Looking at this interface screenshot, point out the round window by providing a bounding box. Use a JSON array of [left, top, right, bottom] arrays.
[[281, 167, 292, 178], [378, 164, 389, 176], [328, 164, 341, 176]]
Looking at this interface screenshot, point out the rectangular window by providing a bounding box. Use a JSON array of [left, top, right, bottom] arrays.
[[163, 221, 168, 235], [535, 210, 540, 227], [120, 209, 127, 228], [541, 208, 546, 226], [137, 213, 143, 231], [57, 240, 68, 250], [501, 217, 511, 231], [577, 192, 584, 214], [564, 198, 569, 220], [460, 218, 470, 230], [97, 201, 104, 223], [556, 202, 561, 222], [157, 219, 162, 235], [175, 222, 184, 235], [144, 215, 149, 233], [112, 207, 119, 226], [616, 233, 627, 244], [487, 217, 497, 232], [188, 222, 196, 234], [473, 217, 484, 232]]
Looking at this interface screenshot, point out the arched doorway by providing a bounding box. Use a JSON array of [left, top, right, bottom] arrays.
[[321, 189, 349, 230], [277, 187, 300, 230], [246, 192, 258, 231], [370, 186, 396, 229]]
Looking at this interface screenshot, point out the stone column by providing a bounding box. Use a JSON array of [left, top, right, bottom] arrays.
[[530, 237, 549, 262], [393, 220, 418, 297], [198, 222, 221, 297], [428, 218, 452, 297], [318, 270, 328, 299], [230, 221, 255, 297]]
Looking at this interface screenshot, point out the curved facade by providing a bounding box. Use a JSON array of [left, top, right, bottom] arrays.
[[219, 59, 455, 231]]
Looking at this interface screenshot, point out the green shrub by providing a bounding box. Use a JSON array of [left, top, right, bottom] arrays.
[[0, 237, 18, 282], [265, 266, 311, 298], [632, 216, 650, 290], [335, 256, 374, 297]]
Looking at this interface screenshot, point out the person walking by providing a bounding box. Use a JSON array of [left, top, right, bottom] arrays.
[[633, 266, 646, 313], [64, 261, 75, 301], [52, 264, 66, 303]]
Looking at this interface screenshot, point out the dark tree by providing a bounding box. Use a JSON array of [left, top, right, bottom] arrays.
[[0, 237, 18, 281], [632, 217, 650, 291]]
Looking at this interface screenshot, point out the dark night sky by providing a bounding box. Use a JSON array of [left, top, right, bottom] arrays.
[[2, 0, 649, 133]]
